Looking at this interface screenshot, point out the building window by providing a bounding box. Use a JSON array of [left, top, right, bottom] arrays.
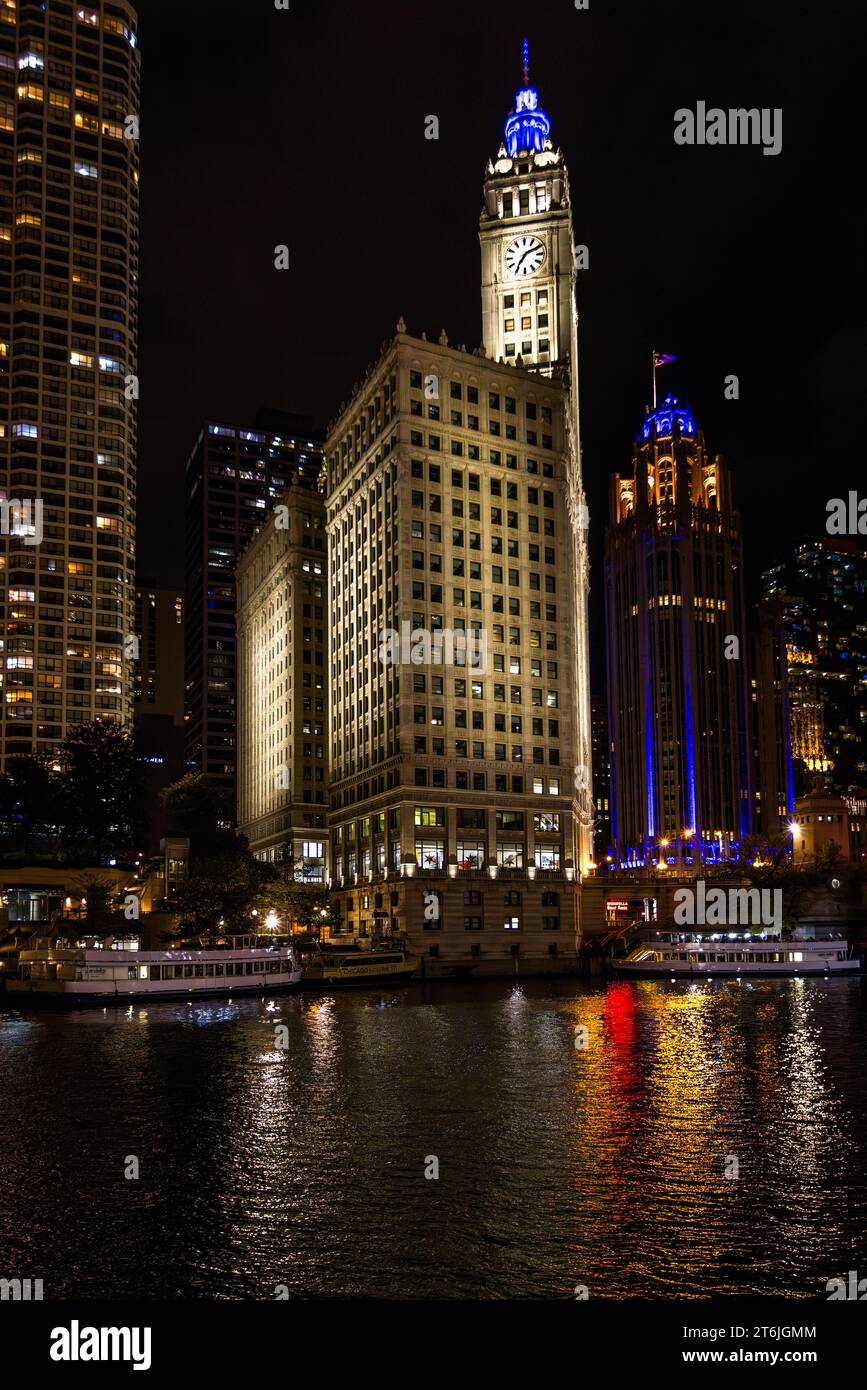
[[497, 842, 523, 869], [457, 841, 485, 869], [415, 840, 444, 869]]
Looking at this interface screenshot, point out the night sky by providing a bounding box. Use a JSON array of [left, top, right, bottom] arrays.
[[136, 0, 864, 632]]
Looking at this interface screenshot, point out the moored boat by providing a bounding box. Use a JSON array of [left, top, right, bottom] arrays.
[[613, 932, 859, 977], [302, 946, 420, 988], [7, 942, 302, 1003]]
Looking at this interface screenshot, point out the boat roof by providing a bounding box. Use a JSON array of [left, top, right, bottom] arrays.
[[19, 945, 297, 962]]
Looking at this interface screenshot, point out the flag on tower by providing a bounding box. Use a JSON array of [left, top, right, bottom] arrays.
[[651, 350, 677, 407]]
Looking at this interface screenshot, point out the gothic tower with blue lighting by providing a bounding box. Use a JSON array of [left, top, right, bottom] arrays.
[[480, 41, 594, 871], [604, 397, 753, 865]]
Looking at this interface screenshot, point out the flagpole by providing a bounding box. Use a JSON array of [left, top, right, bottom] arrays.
[[651, 350, 657, 409]]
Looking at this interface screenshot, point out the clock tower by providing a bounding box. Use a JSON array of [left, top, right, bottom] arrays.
[[480, 40, 576, 375], [480, 42, 595, 871]]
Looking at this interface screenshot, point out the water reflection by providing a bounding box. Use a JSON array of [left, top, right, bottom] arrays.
[[1, 977, 865, 1299]]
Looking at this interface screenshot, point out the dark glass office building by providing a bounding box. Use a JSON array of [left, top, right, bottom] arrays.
[[183, 409, 323, 803], [762, 538, 867, 797]]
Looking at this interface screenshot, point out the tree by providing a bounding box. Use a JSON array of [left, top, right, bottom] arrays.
[[0, 755, 61, 859], [159, 772, 234, 858], [72, 873, 121, 940], [705, 838, 847, 930], [171, 853, 265, 942], [253, 852, 333, 936], [57, 721, 141, 864]]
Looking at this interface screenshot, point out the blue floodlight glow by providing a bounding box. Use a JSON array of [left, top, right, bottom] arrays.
[[504, 39, 551, 156], [644, 647, 656, 840], [643, 394, 696, 440], [684, 690, 697, 846]]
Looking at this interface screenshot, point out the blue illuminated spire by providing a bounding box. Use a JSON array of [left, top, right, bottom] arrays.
[[642, 394, 696, 441], [504, 39, 551, 157]]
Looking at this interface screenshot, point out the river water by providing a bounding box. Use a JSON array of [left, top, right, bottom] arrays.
[[1, 976, 865, 1300]]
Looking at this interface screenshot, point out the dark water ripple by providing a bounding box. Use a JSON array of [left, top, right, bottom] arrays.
[[1, 976, 866, 1300]]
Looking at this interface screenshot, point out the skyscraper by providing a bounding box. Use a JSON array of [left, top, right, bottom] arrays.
[[326, 334, 580, 961], [236, 474, 328, 871], [761, 538, 867, 797], [479, 40, 593, 870], [323, 49, 592, 966], [590, 692, 611, 854], [0, 0, 140, 764], [183, 410, 323, 801], [605, 394, 752, 864], [749, 600, 793, 839], [133, 579, 182, 719], [133, 577, 184, 851]]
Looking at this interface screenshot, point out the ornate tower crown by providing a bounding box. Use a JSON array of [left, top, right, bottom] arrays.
[[642, 394, 697, 441], [503, 39, 551, 156]]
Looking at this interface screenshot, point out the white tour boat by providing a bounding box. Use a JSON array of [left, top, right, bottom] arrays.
[[613, 932, 859, 977], [8, 942, 302, 1003]]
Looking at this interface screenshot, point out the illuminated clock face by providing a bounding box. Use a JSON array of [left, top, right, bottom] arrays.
[[504, 235, 545, 277]]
